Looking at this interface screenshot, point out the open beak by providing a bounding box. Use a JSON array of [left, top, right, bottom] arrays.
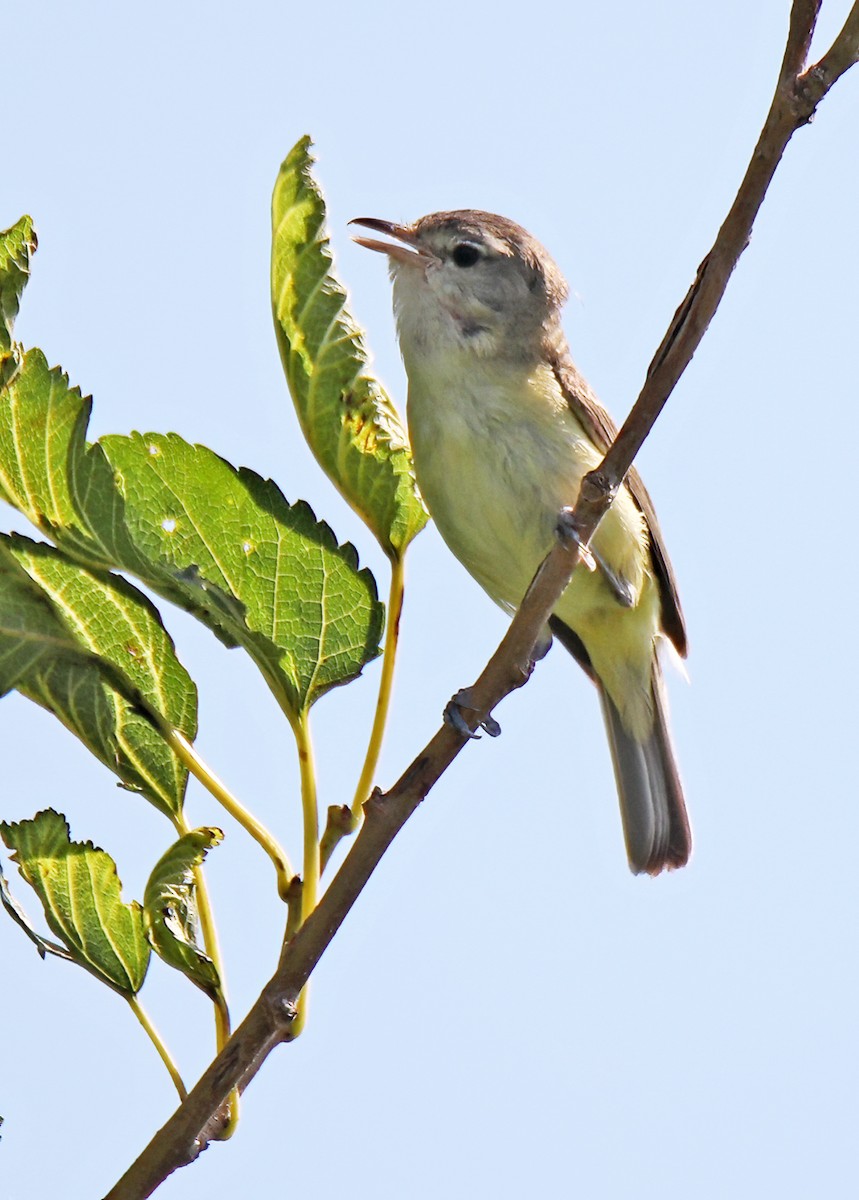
[[349, 217, 432, 267]]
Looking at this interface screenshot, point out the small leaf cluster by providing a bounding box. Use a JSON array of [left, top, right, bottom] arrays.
[[1, 810, 221, 998]]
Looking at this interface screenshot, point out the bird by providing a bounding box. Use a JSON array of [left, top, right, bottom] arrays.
[[352, 210, 690, 875]]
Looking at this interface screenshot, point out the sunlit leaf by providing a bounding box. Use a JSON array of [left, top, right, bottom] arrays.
[[143, 827, 223, 998], [0, 857, 73, 961], [0, 351, 385, 718], [0, 350, 108, 563], [0, 534, 195, 817], [0, 216, 36, 387], [0, 809, 149, 995], [100, 433, 385, 712], [272, 136, 427, 559]]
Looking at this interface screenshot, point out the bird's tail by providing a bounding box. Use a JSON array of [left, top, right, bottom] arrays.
[[598, 666, 691, 875]]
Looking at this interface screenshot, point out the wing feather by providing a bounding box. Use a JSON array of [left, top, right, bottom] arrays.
[[549, 351, 687, 657]]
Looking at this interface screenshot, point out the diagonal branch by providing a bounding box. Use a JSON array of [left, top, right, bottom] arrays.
[[807, 1, 859, 88], [103, 4, 859, 1197], [590, 0, 856, 534]]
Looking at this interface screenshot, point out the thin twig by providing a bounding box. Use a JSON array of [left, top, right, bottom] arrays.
[[806, 1, 859, 89], [320, 554, 407, 873], [593, 0, 853, 526], [126, 997, 188, 1102], [165, 729, 294, 899]]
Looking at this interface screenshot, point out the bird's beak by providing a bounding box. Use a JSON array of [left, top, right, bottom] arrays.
[[349, 217, 432, 267]]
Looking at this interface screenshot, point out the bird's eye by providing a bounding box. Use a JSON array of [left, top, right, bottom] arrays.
[[451, 242, 481, 268]]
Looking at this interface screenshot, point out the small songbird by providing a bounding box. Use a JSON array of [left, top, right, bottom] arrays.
[[352, 210, 690, 875]]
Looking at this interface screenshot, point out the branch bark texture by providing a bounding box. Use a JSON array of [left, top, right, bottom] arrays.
[[105, 4, 859, 1196]]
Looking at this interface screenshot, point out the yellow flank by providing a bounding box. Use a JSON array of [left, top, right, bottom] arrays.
[[406, 358, 660, 741], [556, 568, 660, 743]]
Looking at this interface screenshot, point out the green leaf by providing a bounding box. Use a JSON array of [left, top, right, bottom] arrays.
[[271, 136, 428, 560], [0, 349, 103, 560], [99, 433, 385, 713], [0, 216, 37, 387], [0, 809, 150, 995], [0, 533, 196, 817], [0, 856, 74, 961], [143, 827, 223, 998], [0, 351, 385, 717]]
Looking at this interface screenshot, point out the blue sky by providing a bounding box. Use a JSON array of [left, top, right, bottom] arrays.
[[3, 3, 858, 1197]]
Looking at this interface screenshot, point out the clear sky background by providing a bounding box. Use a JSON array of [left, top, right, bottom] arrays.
[[3, 2, 858, 1197]]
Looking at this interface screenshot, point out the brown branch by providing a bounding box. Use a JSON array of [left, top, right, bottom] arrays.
[[104, 4, 859, 1196], [808, 1, 859, 89], [592, 0, 855, 527]]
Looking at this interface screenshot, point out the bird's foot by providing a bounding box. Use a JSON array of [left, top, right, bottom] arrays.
[[556, 507, 634, 607], [556, 508, 597, 570], [444, 689, 501, 739]]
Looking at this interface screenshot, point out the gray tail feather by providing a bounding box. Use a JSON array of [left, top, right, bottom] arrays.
[[598, 669, 691, 875]]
